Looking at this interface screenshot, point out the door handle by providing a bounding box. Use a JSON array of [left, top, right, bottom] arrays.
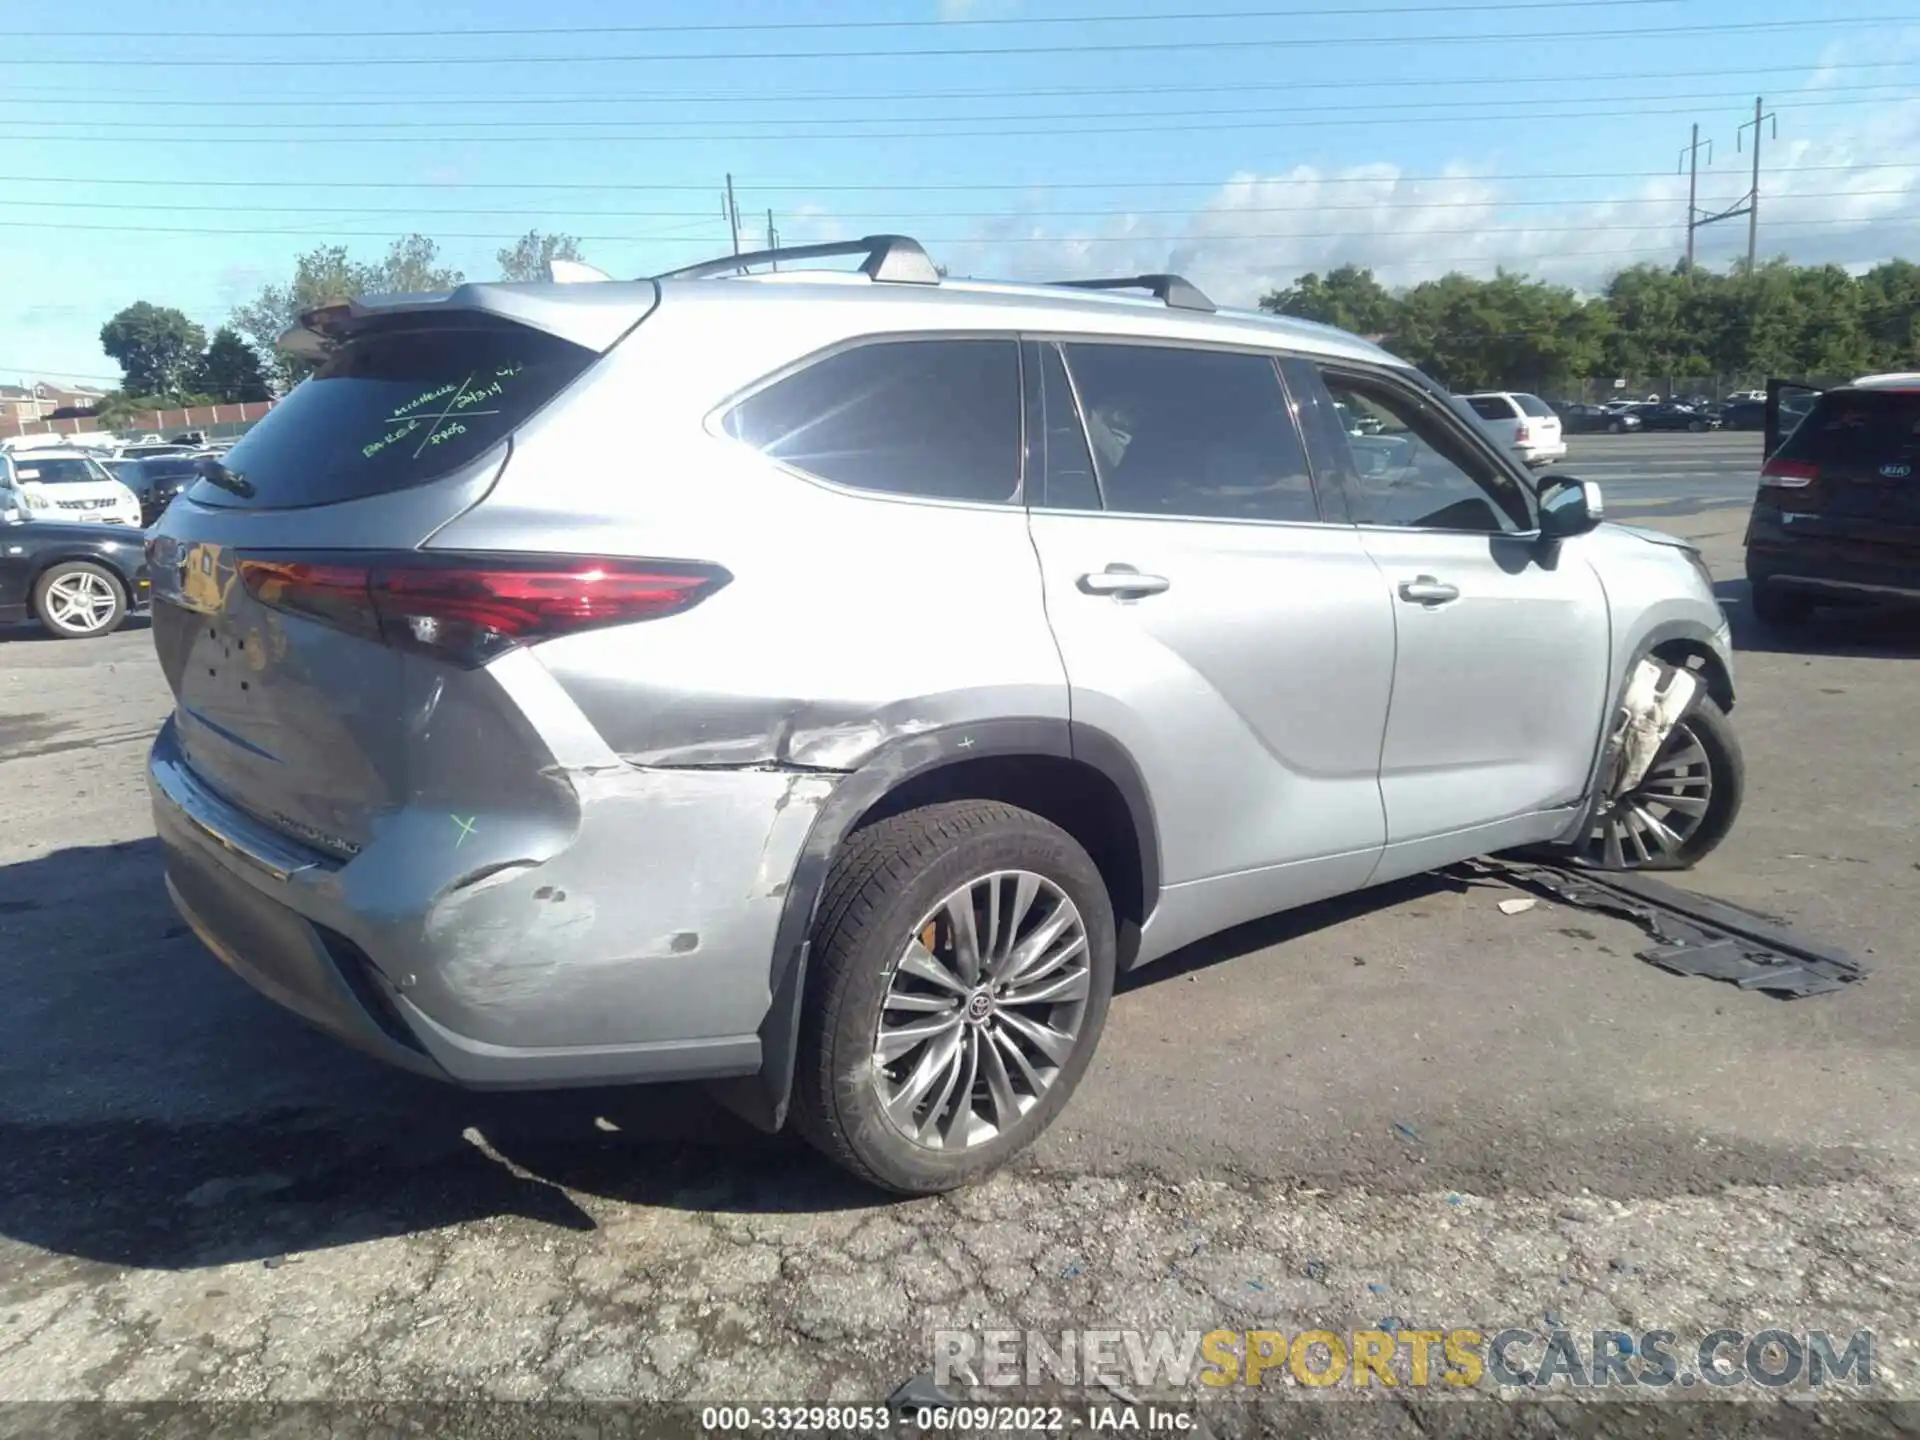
[[1397, 575, 1460, 605], [1078, 566, 1171, 598]]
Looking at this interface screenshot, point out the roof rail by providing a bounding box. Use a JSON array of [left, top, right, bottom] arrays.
[[652, 234, 941, 286], [1051, 273, 1216, 313]]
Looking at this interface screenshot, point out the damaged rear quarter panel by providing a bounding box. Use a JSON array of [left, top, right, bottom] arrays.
[[399, 764, 836, 1050]]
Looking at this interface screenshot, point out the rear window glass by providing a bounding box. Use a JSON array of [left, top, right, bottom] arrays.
[[1779, 390, 1920, 466], [1514, 393, 1557, 417], [196, 318, 595, 509], [1465, 396, 1514, 421]]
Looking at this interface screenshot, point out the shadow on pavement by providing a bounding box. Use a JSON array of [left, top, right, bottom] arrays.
[[0, 614, 151, 644], [0, 838, 887, 1272], [1714, 578, 1920, 659]]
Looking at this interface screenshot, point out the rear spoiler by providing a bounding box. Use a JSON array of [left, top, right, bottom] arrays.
[[277, 276, 660, 363]]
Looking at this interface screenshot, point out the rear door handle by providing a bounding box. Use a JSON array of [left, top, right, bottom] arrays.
[[1397, 575, 1460, 605], [1079, 566, 1171, 598]]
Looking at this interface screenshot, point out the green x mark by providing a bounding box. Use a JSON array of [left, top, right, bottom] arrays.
[[451, 815, 478, 847]]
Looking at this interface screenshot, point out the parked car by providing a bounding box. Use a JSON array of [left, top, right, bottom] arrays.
[[0, 449, 144, 528], [114, 443, 198, 461], [1460, 391, 1568, 467], [1627, 402, 1720, 433], [145, 238, 1743, 1193], [0, 513, 151, 638], [1745, 373, 1920, 626], [1719, 399, 1767, 431], [115, 454, 210, 526], [1560, 403, 1643, 434]]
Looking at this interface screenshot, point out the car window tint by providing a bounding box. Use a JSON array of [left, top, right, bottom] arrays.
[[1514, 393, 1557, 418], [1036, 342, 1101, 510], [202, 317, 596, 510], [1313, 370, 1532, 533], [1059, 343, 1318, 523], [1465, 396, 1513, 421], [1776, 390, 1920, 467], [727, 338, 1022, 504]]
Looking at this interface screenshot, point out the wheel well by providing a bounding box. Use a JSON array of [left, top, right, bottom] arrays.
[[854, 754, 1150, 963], [1651, 638, 1734, 713], [35, 555, 125, 597]]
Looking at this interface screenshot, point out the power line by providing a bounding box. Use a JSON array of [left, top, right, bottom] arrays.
[[5, 96, 1909, 144], [36, 0, 1685, 40], [0, 164, 1907, 194], [0, 215, 1905, 243], [1, 15, 1900, 66], [2, 60, 1910, 105], [0, 188, 1906, 221], [10, 86, 1909, 132]]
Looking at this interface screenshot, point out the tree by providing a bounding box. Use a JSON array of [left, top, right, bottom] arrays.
[[380, 233, 464, 293], [497, 229, 585, 282], [195, 326, 272, 403], [1260, 265, 1396, 337], [98, 302, 207, 401], [229, 234, 463, 392], [231, 245, 382, 393]]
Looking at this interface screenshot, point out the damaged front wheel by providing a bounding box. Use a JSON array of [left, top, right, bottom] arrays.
[[1578, 694, 1744, 870]]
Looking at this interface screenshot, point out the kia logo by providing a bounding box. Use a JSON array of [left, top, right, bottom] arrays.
[[1881, 463, 1912, 479]]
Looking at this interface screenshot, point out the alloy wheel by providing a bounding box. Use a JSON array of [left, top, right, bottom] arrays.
[[870, 869, 1091, 1150], [45, 571, 119, 634], [1582, 718, 1715, 868]]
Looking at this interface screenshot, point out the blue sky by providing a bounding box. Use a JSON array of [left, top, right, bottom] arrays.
[[3, 0, 1917, 388]]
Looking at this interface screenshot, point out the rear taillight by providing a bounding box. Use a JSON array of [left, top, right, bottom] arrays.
[[239, 553, 729, 665], [1759, 458, 1817, 488], [1516, 422, 1532, 444]]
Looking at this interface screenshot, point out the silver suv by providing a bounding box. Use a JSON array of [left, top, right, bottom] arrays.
[[146, 236, 1742, 1193]]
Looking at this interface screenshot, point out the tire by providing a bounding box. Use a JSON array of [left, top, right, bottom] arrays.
[[792, 800, 1117, 1195], [1749, 579, 1812, 627], [1688, 419, 1706, 432], [1576, 695, 1744, 871], [1608, 420, 1624, 433], [32, 561, 126, 639]]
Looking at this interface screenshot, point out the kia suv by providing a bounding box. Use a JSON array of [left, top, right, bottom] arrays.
[[146, 236, 1742, 1193], [1746, 373, 1920, 625]]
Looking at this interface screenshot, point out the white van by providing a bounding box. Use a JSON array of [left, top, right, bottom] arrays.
[[0, 449, 144, 527]]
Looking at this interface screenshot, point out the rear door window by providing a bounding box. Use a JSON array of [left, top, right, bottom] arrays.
[[1465, 396, 1515, 421], [195, 316, 597, 509], [726, 337, 1023, 505], [1058, 342, 1322, 523]]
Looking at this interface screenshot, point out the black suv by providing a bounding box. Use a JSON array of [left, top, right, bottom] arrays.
[[1745, 375, 1920, 625]]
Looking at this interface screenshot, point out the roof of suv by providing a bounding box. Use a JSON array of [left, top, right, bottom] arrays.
[[285, 235, 1402, 371]]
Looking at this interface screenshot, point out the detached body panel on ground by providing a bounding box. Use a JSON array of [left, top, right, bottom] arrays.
[[145, 247, 1740, 1189]]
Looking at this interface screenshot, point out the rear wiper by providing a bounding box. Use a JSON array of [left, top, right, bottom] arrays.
[[195, 457, 255, 499]]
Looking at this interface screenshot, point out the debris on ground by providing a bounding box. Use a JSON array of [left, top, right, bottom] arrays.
[[1451, 858, 1869, 999], [1498, 897, 1539, 915]]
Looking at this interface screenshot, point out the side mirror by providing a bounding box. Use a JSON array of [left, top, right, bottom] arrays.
[[1537, 475, 1604, 539]]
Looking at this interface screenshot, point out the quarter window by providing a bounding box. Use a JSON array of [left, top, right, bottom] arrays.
[[725, 338, 1022, 504], [1058, 343, 1320, 523]]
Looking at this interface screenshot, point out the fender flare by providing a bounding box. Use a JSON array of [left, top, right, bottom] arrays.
[[706, 716, 1160, 1134], [1551, 618, 1730, 846]]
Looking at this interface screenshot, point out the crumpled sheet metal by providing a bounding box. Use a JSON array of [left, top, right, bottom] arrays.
[[1453, 857, 1869, 999]]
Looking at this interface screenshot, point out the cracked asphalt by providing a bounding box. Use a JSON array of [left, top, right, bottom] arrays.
[[2, 435, 1917, 1431]]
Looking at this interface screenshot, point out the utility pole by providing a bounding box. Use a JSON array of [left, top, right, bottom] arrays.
[[723, 173, 741, 256], [766, 209, 779, 268], [1738, 96, 1778, 273], [1678, 123, 1711, 275]]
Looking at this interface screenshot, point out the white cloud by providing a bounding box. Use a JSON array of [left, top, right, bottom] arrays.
[[931, 99, 1920, 304]]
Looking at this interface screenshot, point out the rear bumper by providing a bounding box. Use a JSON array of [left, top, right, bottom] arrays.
[[149, 717, 836, 1088], [1746, 530, 1920, 603], [1518, 441, 1569, 467]]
